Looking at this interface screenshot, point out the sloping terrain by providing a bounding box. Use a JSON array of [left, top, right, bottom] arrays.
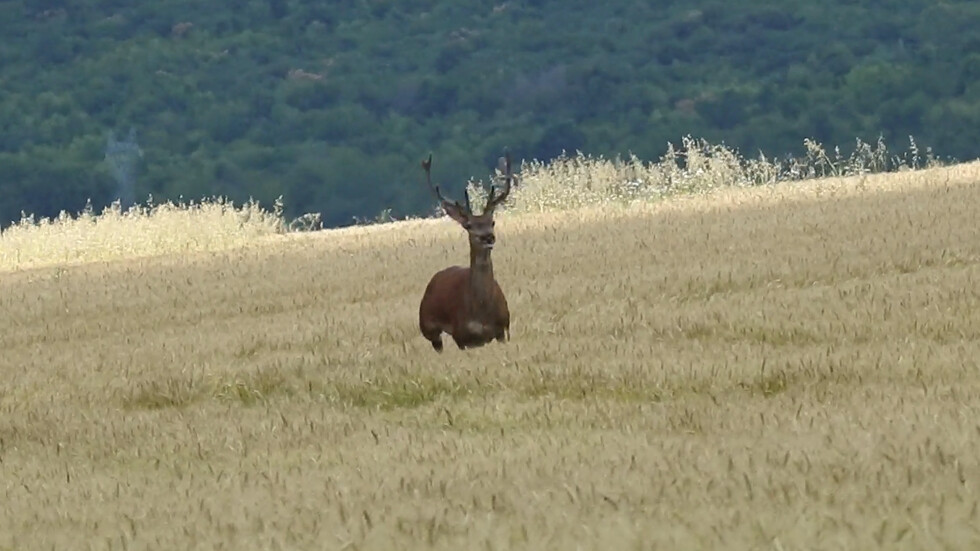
[[2, 163, 980, 549]]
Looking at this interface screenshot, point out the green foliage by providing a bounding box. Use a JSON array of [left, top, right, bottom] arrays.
[[0, 0, 977, 228]]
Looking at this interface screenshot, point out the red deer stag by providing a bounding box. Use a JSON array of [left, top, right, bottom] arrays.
[[418, 152, 515, 352]]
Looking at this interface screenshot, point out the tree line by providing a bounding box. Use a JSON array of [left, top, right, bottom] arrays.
[[1, 0, 978, 228]]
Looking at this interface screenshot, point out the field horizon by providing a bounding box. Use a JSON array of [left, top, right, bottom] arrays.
[[2, 161, 980, 549]]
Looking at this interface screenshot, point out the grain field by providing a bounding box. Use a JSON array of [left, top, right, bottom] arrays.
[[2, 162, 980, 550]]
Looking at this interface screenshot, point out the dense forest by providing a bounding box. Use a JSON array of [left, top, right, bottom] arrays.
[[1, 0, 979, 227]]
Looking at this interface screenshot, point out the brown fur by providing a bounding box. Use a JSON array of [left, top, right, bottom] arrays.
[[419, 265, 510, 351], [417, 152, 515, 352]]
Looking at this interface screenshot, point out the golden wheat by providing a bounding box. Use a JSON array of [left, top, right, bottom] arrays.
[[1, 161, 980, 550], [0, 197, 284, 273]]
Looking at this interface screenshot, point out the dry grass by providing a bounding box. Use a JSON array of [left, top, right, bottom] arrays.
[[2, 160, 980, 549], [468, 134, 938, 214], [0, 197, 284, 273]]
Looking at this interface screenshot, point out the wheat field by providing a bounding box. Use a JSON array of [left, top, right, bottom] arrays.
[[2, 161, 980, 550]]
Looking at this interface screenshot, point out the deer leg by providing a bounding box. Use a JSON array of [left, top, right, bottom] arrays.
[[421, 324, 444, 352], [452, 333, 484, 350]]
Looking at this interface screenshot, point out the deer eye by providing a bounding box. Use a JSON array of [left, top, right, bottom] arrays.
[[491, 221, 496, 227]]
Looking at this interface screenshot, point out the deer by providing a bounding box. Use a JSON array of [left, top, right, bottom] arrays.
[[418, 151, 516, 352]]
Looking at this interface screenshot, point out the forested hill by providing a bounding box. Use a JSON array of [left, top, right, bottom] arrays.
[[2, 1, 979, 228]]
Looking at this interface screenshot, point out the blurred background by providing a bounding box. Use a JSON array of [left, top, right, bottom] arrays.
[[0, 0, 976, 228]]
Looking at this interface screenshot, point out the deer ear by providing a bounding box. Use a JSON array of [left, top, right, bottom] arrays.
[[442, 202, 469, 226]]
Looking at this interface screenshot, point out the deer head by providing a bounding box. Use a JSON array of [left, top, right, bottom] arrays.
[[422, 151, 515, 256]]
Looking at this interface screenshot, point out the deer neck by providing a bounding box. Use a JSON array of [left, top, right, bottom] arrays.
[[468, 246, 495, 306]]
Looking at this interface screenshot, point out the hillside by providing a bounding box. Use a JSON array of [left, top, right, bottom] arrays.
[[1, 0, 979, 227], [2, 163, 980, 548]]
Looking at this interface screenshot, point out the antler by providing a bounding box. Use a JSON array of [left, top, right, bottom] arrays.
[[484, 148, 515, 214], [422, 153, 471, 214]]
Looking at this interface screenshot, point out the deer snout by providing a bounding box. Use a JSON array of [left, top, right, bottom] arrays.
[[481, 234, 495, 249]]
